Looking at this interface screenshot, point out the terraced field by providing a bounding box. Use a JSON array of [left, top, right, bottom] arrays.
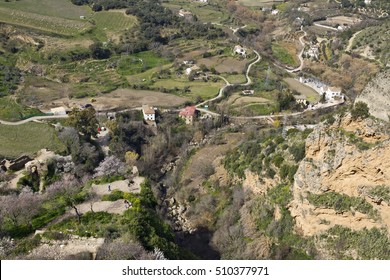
[[0, 0, 89, 19], [0, 7, 90, 36], [0, 1, 136, 37], [92, 10, 137, 34]]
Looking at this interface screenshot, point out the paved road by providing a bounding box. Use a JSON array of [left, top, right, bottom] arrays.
[[0, 114, 68, 126]]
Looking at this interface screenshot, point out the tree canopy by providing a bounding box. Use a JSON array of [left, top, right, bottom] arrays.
[[67, 107, 99, 140]]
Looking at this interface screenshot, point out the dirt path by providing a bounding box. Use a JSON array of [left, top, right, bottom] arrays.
[[285, 26, 307, 73], [313, 22, 338, 31], [73, 179, 142, 215], [7, 170, 24, 189], [346, 30, 362, 52], [43, 178, 144, 230]]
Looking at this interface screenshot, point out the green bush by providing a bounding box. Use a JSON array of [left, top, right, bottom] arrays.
[[289, 143, 306, 162], [102, 189, 125, 201], [272, 154, 284, 168], [321, 226, 390, 259], [351, 101, 370, 120], [368, 185, 390, 204], [307, 192, 378, 218]]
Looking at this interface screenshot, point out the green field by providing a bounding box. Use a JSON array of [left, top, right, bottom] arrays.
[[0, 0, 90, 19], [0, 97, 44, 122], [0, 6, 90, 36], [0, 122, 65, 158], [152, 78, 223, 100], [284, 78, 320, 102], [92, 10, 137, 33], [163, 1, 229, 23], [116, 51, 170, 75], [0, 1, 136, 37], [238, 0, 283, 7], [272, 44, 298, 67]]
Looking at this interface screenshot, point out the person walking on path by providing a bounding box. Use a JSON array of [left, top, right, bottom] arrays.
[[108, 184, 111, 191]]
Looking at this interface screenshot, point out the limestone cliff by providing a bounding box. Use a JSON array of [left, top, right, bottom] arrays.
[[290, 114, 390, 237]]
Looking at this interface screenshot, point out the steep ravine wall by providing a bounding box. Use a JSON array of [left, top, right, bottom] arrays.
[[289, 115, 390, 236]]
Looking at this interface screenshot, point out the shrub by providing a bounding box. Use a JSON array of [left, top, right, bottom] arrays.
[[289, 143, 306, 162], [272, 154, 284, 167], [102, 190, 125, 201], [351, 101, 370, 120]]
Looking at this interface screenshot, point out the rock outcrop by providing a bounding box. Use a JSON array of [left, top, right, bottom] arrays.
[[289, 114, 390, 236]]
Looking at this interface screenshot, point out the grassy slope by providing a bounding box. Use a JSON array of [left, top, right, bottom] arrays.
[[0, 1, 136, 37], [0, 97, 44, 121], [271, 43, 299, 68], [0, 0, 90, 19], [0, 122, 65, 158]]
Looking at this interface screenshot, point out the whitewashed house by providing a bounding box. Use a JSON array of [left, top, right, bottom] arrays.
[[305, 46, 319, 60], [185, 65, 200, 76], [234, 45, 247, 57], [142, 105, 155, 121], [242, 90, 254, 95], [321, 86, 343, 100]]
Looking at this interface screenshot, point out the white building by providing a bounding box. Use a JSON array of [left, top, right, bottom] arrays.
[[50, 107, 67, 115], [179, 9, 193, 17], [321, 86, 343, 100], [305, 46, 319, 60], [364, 0, 372, 5], [233, 45, 247, 57], [142, 105, 155, 121], [185, 65, 200, 76], [242, 90, 254, 95]]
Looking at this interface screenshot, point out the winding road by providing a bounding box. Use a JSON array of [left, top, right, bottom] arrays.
[[0, 27, 342, 126], [285, 26, 307, 73], [0, 114, 69, 125], [196, 50, 261, 114]]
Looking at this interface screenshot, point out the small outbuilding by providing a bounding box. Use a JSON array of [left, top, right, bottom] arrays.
[[50, 107, 67, 116]]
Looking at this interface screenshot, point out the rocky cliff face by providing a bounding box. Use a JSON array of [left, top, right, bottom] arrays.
[[356, 70, 390, 122], [289, 114, 390, 236]]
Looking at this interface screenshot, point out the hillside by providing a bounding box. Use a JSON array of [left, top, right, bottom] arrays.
[[1, 0, 390, 262], [290, 114, 390, 258], [355, 70, 390, 122]]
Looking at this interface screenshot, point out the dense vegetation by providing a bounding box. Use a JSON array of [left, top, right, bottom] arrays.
[[307, 191, 378, 219]]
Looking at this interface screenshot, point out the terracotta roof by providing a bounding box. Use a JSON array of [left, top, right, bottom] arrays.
[[179, 106, 197, 117], [142, 105, 155, 115]]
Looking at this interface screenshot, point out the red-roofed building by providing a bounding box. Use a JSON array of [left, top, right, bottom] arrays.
[[179, 106, 197, 125]]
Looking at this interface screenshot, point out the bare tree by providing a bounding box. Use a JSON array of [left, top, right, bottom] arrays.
[[93, 156, 127, 178], [45, 174, 83, 223], [0, 188, 42, 230]]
